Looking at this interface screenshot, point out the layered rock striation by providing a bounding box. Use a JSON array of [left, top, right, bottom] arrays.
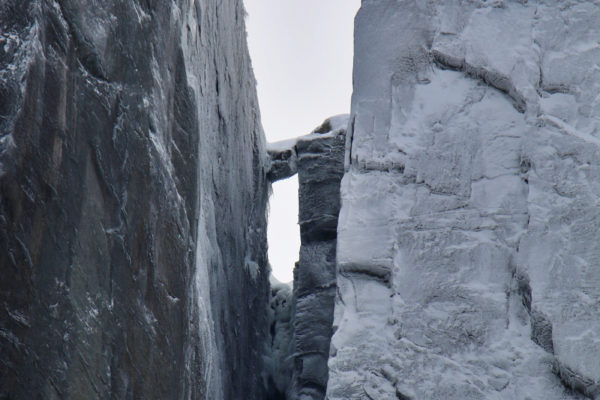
[[328, 1, 600, 399], [0, 1, 269, 399], [267, 116, 347, 400]]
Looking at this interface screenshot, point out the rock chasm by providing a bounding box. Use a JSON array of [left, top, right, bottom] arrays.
[[2, 1, 600, 400]]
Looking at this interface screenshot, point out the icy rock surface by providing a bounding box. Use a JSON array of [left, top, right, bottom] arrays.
[[267, 115, 347, 400], [263, 279, 294, 400], [0, 1, 269, 399], [293, 116, 347, 400], [328, 1, 600, 399]]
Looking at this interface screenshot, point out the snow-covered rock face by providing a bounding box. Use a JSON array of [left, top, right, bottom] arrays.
[[0, 1, 269, 398], [328, 1, 600, 399]]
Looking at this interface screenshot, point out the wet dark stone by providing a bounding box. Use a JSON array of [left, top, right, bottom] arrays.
[[0, 1, 269, 399], [292, 122, 346, 400]]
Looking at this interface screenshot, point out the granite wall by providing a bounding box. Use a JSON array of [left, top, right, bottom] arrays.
[[0, 1, 269, 398]]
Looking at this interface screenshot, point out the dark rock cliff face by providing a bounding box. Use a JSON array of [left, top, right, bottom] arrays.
[[266, 116, 347, 400], [0, 1, 269, 399], [293, 120, 345, 400]]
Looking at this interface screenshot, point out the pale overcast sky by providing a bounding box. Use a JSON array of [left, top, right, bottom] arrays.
[[244, 0, 360, 282]]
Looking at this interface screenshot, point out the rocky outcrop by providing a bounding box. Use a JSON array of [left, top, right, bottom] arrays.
[[328, 1, 600, 399], [293, 117, 346, 400], [267, 115, 347, 400], [0, 1, 269, 399]]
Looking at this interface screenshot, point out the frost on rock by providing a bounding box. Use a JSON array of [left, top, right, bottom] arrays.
[[266, 116, 348, 400], [327, 1, 600, 399], [263, 279, 294, 400], [0, 1, 269, 398], [267, 114, 349, 183]]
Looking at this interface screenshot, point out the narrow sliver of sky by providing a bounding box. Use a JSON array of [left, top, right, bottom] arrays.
[[244, 0, 360, 283]]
